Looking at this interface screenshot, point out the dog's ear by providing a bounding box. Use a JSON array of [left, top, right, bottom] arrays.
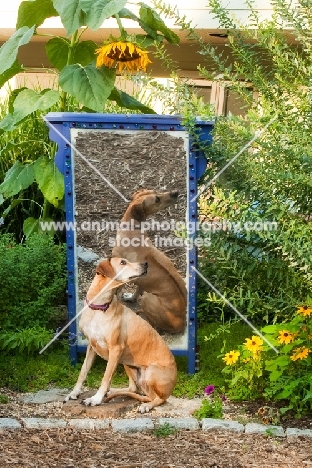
[[131, 189, 154, 201], [96, 259, 114, 278], [130, 202, 146, 221], [132, 189, 148, 199]]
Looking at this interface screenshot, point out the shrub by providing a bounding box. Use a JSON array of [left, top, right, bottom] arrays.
[[0, 326, 54, 356], [0, 233, 66, 330], [221, 303, 312, 416], [154, 0, 312, 325]]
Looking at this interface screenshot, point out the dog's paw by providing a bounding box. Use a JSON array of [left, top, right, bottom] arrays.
[[138, 404, 150, 413], [64, 392, 79, 402], [82, 393, 103, 406]]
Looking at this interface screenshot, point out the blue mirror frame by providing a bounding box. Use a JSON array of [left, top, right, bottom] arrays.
[[45, 113, 214, 374]]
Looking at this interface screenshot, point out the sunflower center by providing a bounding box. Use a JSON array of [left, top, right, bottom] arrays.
[[107, 47, 141, 62]]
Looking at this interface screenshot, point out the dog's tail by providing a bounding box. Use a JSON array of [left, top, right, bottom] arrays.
[[104, 391, 150, 403]]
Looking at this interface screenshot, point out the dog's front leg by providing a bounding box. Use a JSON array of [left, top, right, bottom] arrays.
[[64, 344, 97, 402], [83, 347, 123, 406]]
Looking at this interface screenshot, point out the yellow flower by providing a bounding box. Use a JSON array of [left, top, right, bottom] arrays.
[[297, 305, 312, 317], [222, 350, 240, 366], [277, 330, 295, 345], [290, 346, 309, 361], [244, 335, 264, 353], [96, 40, 152, 73]]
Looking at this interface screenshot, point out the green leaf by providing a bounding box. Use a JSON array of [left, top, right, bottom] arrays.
[[281, 342, 298, 353], [23, 217, 40, 238], [265, 360, 277, 372], [46, 37, 70, 70], [280, 406, 292, 414], [13, 89, 60, 123], [34, 156, 64, 207], [0, 115, 17, 132], [0, 26, 35, 75], [274, 355, 290, 367], [59, 63, 116, 112], [276, 387, 296, 399], [0, 89, 60, 131], [46, 37, 98, 70], [134, 34, 165, 48], [269, 370, 283, 381], [108, 87, 156, 114], [16, 0, 58, 29], [52, 0, 86, 36], [118, 8, 158, 39], [0, 60, 23, 89], [261, 325, 278, 334], [0, 161, 35, 198], [46, 38, 97, 70], [73, 40, 98, 66], [80, 0, 127, 30], [2, 199, 23, 216], [7, 88, 28, 114], [139, 3, 179, 44]]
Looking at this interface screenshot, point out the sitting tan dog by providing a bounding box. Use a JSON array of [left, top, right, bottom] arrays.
[[65, 257, 177, 412], [112, 189, 187, 334]]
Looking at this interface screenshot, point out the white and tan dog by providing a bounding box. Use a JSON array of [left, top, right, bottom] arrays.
[[65, 257, 177, 412], [112, 189, 187, 334]]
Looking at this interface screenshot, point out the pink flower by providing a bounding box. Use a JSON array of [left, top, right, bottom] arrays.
[[204, 385, 215, 395]]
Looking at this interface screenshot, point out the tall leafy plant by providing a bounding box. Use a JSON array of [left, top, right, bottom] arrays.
[[0, 0, 179, 237]]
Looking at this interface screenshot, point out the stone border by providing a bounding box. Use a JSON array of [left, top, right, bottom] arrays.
[[1, 416, 312, 437]]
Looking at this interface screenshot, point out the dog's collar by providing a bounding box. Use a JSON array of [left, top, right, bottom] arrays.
[[86, 298, 111, 312]]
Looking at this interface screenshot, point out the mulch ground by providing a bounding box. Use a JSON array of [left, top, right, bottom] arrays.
[[1, 427, 312, 467], [74, 129, 187, 299]]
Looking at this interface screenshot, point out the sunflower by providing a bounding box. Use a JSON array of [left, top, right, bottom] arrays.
[[277, 330, 295, 345], [297, 305, 312, 317], [222, 350, 240, 366], [244, 335, 264, 353], [95, 40, 152, 73], [290, 346, 309, 361]]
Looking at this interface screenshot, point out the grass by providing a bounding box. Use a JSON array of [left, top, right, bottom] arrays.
[[152, 423, 177, 438], [0, 321, 252, 396], [173, 321, 251, 397], [0, 394, 9, 404]]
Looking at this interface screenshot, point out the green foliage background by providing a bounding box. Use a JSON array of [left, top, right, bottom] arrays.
[[0, 234, 66, 331], [154, 0, 312, 323]]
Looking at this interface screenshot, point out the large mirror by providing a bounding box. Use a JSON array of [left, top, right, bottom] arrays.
[[71, 127, 189, 351]]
